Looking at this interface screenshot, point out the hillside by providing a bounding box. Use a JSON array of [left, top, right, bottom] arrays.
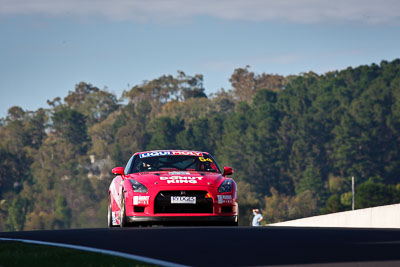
[[1, 59, 400, 229]]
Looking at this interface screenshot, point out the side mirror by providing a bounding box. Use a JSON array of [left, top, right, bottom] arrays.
[[112, 167, 124, 176], [223, 166, 233, 176]]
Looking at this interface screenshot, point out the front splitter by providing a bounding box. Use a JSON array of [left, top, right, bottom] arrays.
[[126, 215, 237, 224]]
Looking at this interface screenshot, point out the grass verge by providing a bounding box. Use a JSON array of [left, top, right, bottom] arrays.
[[0, 241, 155, 267]]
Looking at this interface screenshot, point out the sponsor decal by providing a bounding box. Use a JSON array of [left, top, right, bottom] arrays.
[[140, 151, 203, 158], [169, 171, 190, 175], [160, 176, 203, 184], [199, 157, 213, 162], [140, 151, 171, 158], [217, 195, 233, 204], [110, 182, 121, 209], [133, 195, 150, 205], [172, 151, 203, 156], [171, 196, 196, 204]]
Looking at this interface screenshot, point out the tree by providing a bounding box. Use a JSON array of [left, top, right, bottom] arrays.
[[88, 111, 118, 159], [0, 146, 22, 197], [2, 60, 400, 231], [355, 180, 400, 209], [54, 195, 72, 229], [111, 103, 150, 164], [321, 194, 344, 214], [263, 188, 318, 223], [236, 181, 261, 226], [146, 117, 184, 150], [230, 66, 284, 103], [64, 82, 118, 125], [123, 72, 206, 118], [52, 108, 89, 153], [297, 164, 326, 203], [6, 196, 29, 231]]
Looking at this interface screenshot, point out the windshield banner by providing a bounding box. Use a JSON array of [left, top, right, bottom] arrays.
[[140, 151, 203, 158]]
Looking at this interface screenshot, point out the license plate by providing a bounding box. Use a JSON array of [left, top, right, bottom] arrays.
[[171, 196, 196, 204]]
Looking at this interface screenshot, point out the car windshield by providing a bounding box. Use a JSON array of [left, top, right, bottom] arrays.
[[131, 154, 220, 173]]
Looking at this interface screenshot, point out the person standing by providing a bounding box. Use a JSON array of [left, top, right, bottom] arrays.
[[252, 209, 263, 226]]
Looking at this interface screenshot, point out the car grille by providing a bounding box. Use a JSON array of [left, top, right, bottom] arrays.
[[154, 190, 213, 214], [221, 206, 233, 213]]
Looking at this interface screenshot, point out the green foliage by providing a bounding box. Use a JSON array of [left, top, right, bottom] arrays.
[[122, 71, 206, 118], [64, 82, 119, 126], [2, 60, 400, 230], [321, 194, 344, 214], [146, 117, 184, 150], [340, 192, 352, 207], [6, 196, 29, 231], [328, 175, 349, 194], [0, 242, 153, 267], [236, 181, 261, 226], [355, 180, 400, 209], [55, 195, 72, 229], [111, 102, 150, 165], [52, 108, 89, 153], [230, 66, 284, 102], [263, 188, 318, 223]]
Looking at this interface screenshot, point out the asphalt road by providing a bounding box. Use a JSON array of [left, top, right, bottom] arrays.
[[2, 226, 400, 266]]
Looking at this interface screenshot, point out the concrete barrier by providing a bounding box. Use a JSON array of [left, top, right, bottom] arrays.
[[269, 203, 400, 228]]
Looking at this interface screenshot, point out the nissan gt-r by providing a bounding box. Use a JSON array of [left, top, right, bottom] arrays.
[[107, 150, 238, 227]]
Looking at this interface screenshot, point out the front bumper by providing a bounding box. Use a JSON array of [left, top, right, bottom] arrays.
[[125, 185, 238, 217], [126, 215, 237, 224]]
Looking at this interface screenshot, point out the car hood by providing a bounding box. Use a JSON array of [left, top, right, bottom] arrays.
[[127, 171, 224, 188]]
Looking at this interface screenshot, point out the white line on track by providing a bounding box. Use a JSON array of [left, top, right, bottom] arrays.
[[0, 237, 189, 267]]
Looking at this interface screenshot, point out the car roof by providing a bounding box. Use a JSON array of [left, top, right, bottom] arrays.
[[133, 150, 208, 156]]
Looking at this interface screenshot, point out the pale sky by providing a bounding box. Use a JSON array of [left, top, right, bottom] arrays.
[[1, 0, 400, 118]]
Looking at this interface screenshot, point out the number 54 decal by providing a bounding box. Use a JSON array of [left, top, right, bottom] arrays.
[[199, 157, 213, 162]]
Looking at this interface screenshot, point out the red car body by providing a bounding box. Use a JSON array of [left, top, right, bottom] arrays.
[[107, 150, 238, 226]]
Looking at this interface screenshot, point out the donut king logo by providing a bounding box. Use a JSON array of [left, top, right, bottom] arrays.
[[217, 195, 233, 204], [139, 151, 203, 158], [160, 176, 204, 184], [133, 195, 150, 205]]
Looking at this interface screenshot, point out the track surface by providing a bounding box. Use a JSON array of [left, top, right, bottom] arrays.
[[2, 226, 400, 266]]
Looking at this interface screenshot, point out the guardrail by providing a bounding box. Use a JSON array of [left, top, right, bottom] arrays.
[[269, 203, 400, 228]]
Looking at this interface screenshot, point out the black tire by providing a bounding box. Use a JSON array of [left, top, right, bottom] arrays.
[[120, 191, 127, 227], [233, 215, 239, 226], [223, 217, 238, 226], [107, 194, 116, 228], [231, 221, 239, 226], [218, 221, 238, 226]]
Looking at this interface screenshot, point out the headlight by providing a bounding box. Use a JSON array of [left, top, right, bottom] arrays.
[[218, 179, 233, 193], [129, 180, 148, 193]]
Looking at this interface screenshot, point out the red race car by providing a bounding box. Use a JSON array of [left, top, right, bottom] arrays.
[[107, 150, 238, 227]]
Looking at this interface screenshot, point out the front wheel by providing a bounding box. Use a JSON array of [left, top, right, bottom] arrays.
[[219, 221, 238, 226], [230, 221, 239, 226], [120, 192, 128, 227]]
